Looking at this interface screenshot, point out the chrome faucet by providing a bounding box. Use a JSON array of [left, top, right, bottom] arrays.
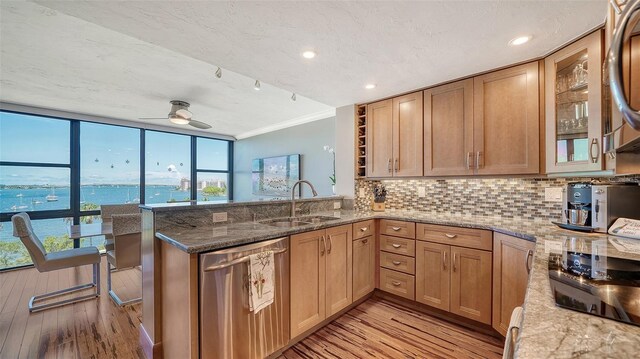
[[291, 180, 318, 218]]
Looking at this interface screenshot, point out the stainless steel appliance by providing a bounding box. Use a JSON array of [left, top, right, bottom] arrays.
[[548, 241, 640, 327], [559, 182, 640, 232], [199, 237, 289, 359]]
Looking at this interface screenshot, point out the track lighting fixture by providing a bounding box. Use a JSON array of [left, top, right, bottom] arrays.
[[215, 67, 222, 78], [254, 80, 261, 91], [291, 93, 296, 101]]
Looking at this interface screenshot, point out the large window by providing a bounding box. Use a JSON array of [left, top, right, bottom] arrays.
[[0, 110, 232, 270], [145, 131, 192, 204]]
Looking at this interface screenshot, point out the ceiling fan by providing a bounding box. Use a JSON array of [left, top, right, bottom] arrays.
[[139, 100, 211, 129]]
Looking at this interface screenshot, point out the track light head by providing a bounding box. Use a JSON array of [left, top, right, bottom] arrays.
[[215, 67, 222, 79], [254, 80, 261, 91]]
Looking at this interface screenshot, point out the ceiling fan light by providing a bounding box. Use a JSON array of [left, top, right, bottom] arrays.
[[175, 108, 193, 119], [169, 115, 190, 125]]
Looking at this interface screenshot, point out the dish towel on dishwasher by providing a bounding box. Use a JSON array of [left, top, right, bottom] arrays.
[[249, 251, 275, 313]]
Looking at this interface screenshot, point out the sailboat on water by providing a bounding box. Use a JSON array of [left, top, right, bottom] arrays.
[[46, 187, 59, 202]]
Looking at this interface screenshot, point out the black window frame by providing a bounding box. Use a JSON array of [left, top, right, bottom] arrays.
[[0, 109, 233, 271]]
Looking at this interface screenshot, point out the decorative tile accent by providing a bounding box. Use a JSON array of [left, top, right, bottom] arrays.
[[355, 176, 640, 220]]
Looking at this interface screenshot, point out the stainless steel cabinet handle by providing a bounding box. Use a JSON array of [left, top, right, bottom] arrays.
[[476, 151, 483, 169], [392, 260, 402, 266], [362, 238, 368, 244], [453, 253, 457, 272], [526, 249, 533, 274], [394, 158, 399, 172], [327, 234, 333, 254], [609, 0, 625, 15], [391, 281, 401, 286], [391, 243, 401, 249], [388, 158, 392, 173], [590, 138, 599, 163], [444, 233, 457, 239], [466, 152, 473, 170], [360, 227, 368, 232], [443, 251, 447, 270], [320, 235, 326, 256], [391, 226, 401, 231]]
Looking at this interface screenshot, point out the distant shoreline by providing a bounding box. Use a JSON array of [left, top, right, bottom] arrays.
[[0, 184, 179, 189]]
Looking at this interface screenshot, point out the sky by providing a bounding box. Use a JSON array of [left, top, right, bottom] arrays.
[[0, 112, 228, 186]]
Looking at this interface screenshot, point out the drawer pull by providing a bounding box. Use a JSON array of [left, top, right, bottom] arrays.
[[392, 261, 402, 265], [391, 226, 402, 231], [391, 281, 401, 286], [362, 238, 368, 244], [444, 233, 457, 239], [391, 243, 402, 249], [360, 227, 369, 232]]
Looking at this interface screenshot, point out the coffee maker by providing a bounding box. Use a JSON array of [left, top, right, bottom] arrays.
[[561, 182, 640, 233]]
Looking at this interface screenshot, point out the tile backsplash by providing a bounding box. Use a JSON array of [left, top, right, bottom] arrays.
[[355, 176, 640, 220]]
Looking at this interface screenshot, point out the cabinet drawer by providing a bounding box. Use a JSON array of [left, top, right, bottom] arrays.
[[416, 223, 492, 251], [380, 220, 416, 239], [380, 235, 415, 257], [380, 251, 415, 275], [353, 220, 374, 240], [379, 268, 415, 300]]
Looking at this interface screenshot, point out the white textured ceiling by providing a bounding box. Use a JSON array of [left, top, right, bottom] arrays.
[[1, 1, 607, 137]]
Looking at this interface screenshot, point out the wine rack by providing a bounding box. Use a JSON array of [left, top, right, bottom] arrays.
[[355, 104, 367, 178]]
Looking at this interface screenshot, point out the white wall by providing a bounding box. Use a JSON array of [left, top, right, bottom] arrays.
[[335, 105, 355, 198], [233, 117, 336, 200]]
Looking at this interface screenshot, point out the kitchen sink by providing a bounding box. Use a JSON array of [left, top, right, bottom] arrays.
[[260, 215, 340, 228]]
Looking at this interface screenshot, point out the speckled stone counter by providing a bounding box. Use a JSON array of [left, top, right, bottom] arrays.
[[153, 208, 640, 358]]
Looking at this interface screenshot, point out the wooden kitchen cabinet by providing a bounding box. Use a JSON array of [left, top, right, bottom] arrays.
[[366, 99, 394, 177], [325, 225, 353, 317], [450, 246, 492, 325], [366, 92, 423, 177], [290, 225, 353, 338], [424, 79, 474, 176], [352, 236, 375, 301], [415, 241, 450, 311], [290, 229, 326, 338], [474, 62, 540, 175], [545, 31, 603, 173], [492, 233, 535, 336]]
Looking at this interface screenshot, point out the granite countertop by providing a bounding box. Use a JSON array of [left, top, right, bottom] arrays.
[[154, 209, 640, 358]]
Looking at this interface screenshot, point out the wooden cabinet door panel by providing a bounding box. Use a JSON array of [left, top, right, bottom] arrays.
[[290, 230, 326, 338], [416, 223, 492, 251], [424, 79, 474, 176], [379, 219, 416, 239], [367, 99, 394, 177], [474, 62, 540, 175], [325, 225, 353, 316], [492, 233, 535, 336], [379, 235, 416, 257], [380, 251, 415, 275], [379, 268, 415, 300], [415, 241, 450, 311], [450, 246, 492, 324], [352, 236, 375, 301], [353, 220, 374, 240], [393, 92, 424, 176]]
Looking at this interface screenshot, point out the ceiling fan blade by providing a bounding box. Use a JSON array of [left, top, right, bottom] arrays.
[[138, 117, 167, 120], [188, 119, 212, 129]]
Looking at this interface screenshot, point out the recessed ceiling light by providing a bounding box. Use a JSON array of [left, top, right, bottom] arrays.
[[302, 50, 316, 59], [509, 35, 531, 46], [365, 84, 376, 89]]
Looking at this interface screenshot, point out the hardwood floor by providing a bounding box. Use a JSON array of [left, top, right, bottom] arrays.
[[279, 297, 504, 359], [1, 260, 503, 359], [0, 256, 144, 359]]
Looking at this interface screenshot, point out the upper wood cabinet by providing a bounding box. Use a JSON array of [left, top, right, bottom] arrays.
[[545, 31, 603, 173], [393, 92, 424, 176], [424, 79, 474, 176], [367, 92, 423, 177], [366, 99, 394, 177], [474, 62, 540, 175], [492, 233, 535, 336]]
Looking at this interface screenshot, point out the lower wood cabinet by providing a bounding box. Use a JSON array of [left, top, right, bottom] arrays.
[[352, 235, 375, 301], [290, 225, 352, 338], [416, 240, 492, 324], [492, 233, 535, 336]]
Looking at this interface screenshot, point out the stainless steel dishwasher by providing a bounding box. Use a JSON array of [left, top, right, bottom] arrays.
[[199, 237, 289, 359]]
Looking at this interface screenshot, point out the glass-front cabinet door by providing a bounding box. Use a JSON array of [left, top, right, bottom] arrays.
[[545, 31, 604, 173]]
